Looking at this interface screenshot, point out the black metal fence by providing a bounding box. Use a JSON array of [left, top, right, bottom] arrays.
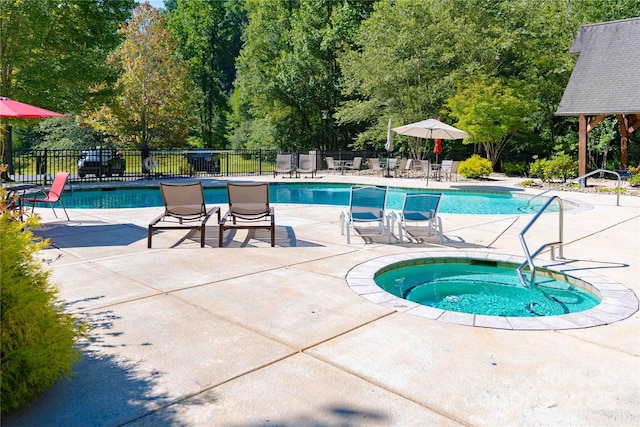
[[6, 147, 529, 185], [7, 148, 405, 184]]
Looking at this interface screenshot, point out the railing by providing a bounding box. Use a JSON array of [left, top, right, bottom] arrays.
[[6, 148, 399, 185], [517, 195, 564, 288], [527, 168, 622, 208]]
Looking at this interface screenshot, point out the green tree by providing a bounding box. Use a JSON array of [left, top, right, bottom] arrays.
[[336, 0, 460, 157], [168, 0, 246, 148], [446, 75, 534, 168], [0, 0, 134, 110], [0, 0, 134, 175], [87, 3, 199, 149], [230, 0, 373, 151]]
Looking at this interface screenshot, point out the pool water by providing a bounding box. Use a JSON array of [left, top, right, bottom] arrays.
[[57, 183, 556, 214], [375, 261, 600, 317]]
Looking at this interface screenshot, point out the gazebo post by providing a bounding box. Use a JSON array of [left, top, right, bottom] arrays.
[[578, 115, 588, 177]]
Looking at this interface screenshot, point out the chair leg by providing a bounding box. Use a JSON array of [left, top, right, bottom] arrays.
[[219, 225, 224, 247], [148, 226, 153, 248], [270, 225, 275, 247], [58, 199, 70, 221], [200, 225, 206, 247]]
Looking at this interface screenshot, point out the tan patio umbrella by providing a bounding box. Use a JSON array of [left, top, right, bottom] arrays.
[[392, 118, 470, 140]]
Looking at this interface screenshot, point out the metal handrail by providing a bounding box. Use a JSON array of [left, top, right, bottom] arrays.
[[527, 168, 621, 208], [517, 195, 564, 288]]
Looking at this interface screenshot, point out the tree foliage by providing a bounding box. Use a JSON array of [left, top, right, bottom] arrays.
[[230, 0, 374, 151], [334, 0, 639, 164], [0, 0, 135, 111], [85, 3, 199, 149], [168, 0, 246, 148], [446, 75, 535, 167]]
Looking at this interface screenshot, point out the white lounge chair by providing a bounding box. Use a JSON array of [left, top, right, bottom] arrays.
[[389, 193, 443, 243], [340, 185, 391, 244]]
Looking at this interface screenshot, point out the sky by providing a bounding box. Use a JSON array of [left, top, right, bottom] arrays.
[[143, 0, 165, 9]]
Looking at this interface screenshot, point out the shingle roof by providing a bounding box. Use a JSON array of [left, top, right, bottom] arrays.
[[555, 17, 640, 116]]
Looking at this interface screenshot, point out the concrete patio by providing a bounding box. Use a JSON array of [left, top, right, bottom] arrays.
[[4, 174, 639, 426]]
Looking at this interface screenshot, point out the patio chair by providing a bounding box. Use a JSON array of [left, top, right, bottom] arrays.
[[448, 161, 460, 181], [340, 185, 391, 244], [397, 159, 412, 177], [296, 154, 316, 178], [274, 154, 293, 178], [22, 171, 71, 221], [389, 193, 443, 243], [345, 156, 362, 174], [148, 181, 220, 248], [219, 182, 275, 247], [367, 158, 383, 176], [325, 156, 337, 174], [441, 160, 453, 181]]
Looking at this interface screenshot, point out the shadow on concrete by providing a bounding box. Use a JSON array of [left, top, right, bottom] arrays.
[[2, 309, 179, 427], [180, 225, 324, 248], [34, 223, 147, 248]]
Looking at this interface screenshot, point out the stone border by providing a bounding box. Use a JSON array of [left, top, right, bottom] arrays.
[[346, 251, 638, 330]]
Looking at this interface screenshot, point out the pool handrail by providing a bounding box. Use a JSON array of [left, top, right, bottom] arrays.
[[527, 168, 621, 208], [517, 195, 564, 288]]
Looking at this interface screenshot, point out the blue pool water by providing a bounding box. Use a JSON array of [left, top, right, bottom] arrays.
[[56, 183, 556, 214], [375, 260, 600, 317]]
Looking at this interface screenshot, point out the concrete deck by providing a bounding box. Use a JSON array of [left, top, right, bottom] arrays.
[[4, 174, 639, 427]]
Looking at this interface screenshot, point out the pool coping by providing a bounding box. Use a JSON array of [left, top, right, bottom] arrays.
[[345, 250, 639, 330]]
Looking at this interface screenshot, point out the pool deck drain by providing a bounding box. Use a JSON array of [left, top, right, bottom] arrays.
[[346, 251, 638, 330]]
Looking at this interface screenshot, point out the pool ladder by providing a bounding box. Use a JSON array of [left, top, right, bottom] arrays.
[[517, 195, 564, 288]]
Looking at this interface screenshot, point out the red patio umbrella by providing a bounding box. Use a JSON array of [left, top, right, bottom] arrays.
[[0, 97, 67, 119], [1, 97, 67, 180], [433, 117, 443, 163]]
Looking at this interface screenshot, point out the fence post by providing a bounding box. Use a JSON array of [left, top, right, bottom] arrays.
[[259, 149, 262, 176]]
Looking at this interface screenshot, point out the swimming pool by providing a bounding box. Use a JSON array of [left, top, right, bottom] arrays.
[[57, 182, 560, 214]]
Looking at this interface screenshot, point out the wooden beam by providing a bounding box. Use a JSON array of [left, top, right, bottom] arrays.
[[587, 114, 607, 132], [579, 115, 588, 176]]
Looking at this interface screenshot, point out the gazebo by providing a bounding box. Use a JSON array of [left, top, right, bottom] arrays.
[[555, 17, 640, 176]]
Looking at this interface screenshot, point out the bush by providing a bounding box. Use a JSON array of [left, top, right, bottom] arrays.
[[458, 155, 493, 179], [502, 161, 528, 177], [1, 192, 87, 415], [528, 152, 578, 183]]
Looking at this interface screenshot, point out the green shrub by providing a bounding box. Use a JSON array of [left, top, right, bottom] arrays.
[[528, 152, 578, 182], [502, 161, 528, 177], [520, 179, 535, 187], [1, 192, 88, 415], [458, 155, 493, 179], [528, 156, 547, 179]]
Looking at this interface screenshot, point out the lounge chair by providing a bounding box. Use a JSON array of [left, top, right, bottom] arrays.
[[340, 185, 391, 244], [325, 156, 337, 174], [274, 154, 293, 178], [345, 157, 362, 173], [148, 182, 220, 248], [22, 171, 71, 220], [296, 154, 316, 178], [389, 193, 443, 243], [219, 182, 275, 247], [367, 158, 383, 176]]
